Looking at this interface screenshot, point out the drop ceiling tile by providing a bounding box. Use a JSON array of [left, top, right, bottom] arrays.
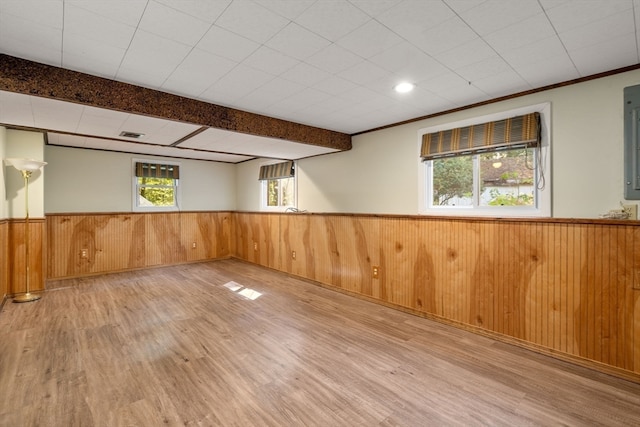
[[435, 38, 496, 71], [199, 63, 276, 102], [138, 1, 211, 46], [443, 0, 486, 15], [118, 115, 200, 145], [558, 10, 634, 52], [62, 36, 126, 78], [0, 91, 35, 127], [471, 70, 530, 98], [483, 13, 556, 54], [214, 0, 289, 44], [76, 106, 129, 136], [0, 0, 63, 28], [543, 0, 631, 33], [161, 49, 238, 97], [305, 43, 363, 74], [514, 54, 579, 87], [295, 0, 370, 41], [31, 97, 84, 132], [569, 33, 638, 76], [0, 15, 63, 64], [117, 30, 192, 85], [66, 0, 147, 27], [456, 0, 543, 36], [64, 3, 136, 49], [311, 76, 360, 96], [348, 0, 403, 17], [153, 0, 231, 23], [369, 42, 448, 80], [338, 60, 394, 86], [411, 16, 478, 56], [376, 0, 454, 39], [196, 25, 260, 63], [457, 56, 511, 82], [336, 19, 404, 59], [500, 35, 570, 70], [265, 23, 332, 61], [281, 63, 331, 86], [243, 46, 300, 75], [252, 0, 315, 20], [234, 78, 306, 111]]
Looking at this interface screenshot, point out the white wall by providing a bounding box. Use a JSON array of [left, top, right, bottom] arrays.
[[0, 126, 6, 220], [235, 69, 640, 219], [45, 146, 236, 213], [4, 129, 46, 218]]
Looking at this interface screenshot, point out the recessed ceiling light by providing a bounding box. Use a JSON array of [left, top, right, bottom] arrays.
[[119, 131, 145, 139], [394, 82, 415, 93]]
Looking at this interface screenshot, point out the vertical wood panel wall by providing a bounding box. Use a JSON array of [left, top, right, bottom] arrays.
[[233, 212, 640, 379], [46, 212, 232, 279], [5, 219, 45, 295], [0, 220, 7, 300]]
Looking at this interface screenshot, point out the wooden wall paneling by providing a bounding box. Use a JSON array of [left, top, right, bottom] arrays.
[[313, 216, 378, 296], [47, 214, 146, 279], [0, 220, 7, 299], [95, 214, 146, 274], [280, 214, 313, 279], [211, 212, 231, 259], [266, 214, 281, 270], [8, 219, 44, 294], [233, 213, 276, 268], [145, 213, 185, 267], [381, 218, 418, 310], [631, 226, 640, 373], [181, 212, 210, 262]]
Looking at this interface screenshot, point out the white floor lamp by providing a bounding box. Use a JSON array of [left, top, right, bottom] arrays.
[[5, 158, 47, 303]]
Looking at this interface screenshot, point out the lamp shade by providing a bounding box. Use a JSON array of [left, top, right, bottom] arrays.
[[4, 158, 47, 172]]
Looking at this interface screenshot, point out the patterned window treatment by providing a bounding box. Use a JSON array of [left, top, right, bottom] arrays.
[[421, 112, 540, 160], [135, 162, 180, 179], [258, 161, 295, 180]]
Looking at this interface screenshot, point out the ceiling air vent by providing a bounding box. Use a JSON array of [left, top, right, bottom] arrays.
[[119, 131, 145, 139]]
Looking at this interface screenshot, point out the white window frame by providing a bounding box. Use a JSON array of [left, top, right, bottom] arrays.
[[418, 103, 551, 217], [132, 158, 181, 212], [260, 160, 297, 212]]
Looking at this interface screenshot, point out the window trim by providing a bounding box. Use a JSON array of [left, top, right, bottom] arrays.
[[418, 103, 551, 218], [132, 158, 181, 212], [259, 160, 297, 212]]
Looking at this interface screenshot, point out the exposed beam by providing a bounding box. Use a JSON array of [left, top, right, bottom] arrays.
[[0, 54, 351, 151]]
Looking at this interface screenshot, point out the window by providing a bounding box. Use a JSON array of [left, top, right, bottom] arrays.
[[133, 160, 180, 211], [419, 104, 551, 217], [259, 160, 296, 211]]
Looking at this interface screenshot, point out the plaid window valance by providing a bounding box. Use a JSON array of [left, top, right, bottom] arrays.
[[421, 112, 540, 160]]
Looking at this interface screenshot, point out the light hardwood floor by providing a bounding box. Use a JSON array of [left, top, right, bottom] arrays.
[[1, 259, 639, 426]]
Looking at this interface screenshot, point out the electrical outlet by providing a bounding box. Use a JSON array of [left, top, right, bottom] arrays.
[[192, 242, 197, 249], [81, 249, 88, 258], [292, 250, 296, 260], [622, 204, 638, 220], [253, 242, 258, 251], [372, 266, 379, 279]]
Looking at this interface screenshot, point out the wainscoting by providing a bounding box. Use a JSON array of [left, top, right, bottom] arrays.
[[8, 210, 639, 381], [2, 218, 45, 296], [234, 212, 640, 381], [46, 212, 231, 279]]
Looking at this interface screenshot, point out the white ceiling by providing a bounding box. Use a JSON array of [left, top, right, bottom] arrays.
[[1, 0, 639, 162]]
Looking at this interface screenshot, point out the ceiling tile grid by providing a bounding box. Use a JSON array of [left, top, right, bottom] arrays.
[[1, 0, 639, 162]]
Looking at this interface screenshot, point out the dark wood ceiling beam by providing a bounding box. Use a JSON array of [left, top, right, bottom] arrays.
[[0, 54, 351, 151]]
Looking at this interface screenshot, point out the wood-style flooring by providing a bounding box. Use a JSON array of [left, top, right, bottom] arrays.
[[1, 259, 639, 426]]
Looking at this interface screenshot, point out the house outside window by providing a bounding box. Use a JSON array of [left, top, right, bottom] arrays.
[[420, 103, 551, 217]]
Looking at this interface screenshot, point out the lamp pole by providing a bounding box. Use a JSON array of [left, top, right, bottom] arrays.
[[5, 158, 47, 303]]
